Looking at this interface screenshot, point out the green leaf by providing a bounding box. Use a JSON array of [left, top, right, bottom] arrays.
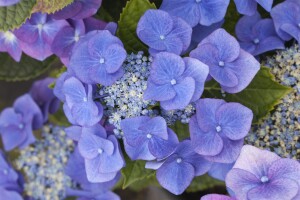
[[203, 67, 293, 123], [169, 121, 189, 141], [32, 0, 74, 14], [128, 173, 160, 191], [0, 53, 58, 82], [117, 0, 156, 53], [222, 0, 240, 36], [186, 174, 225, 193], [0, 0, 37, 31], [48, 107, 70, 127], [121, 155, 155, 189]]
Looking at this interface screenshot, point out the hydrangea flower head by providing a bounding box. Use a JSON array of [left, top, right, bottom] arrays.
[[0, 152, 18, 187], [0, 0, 20, 6], [52, 0, 102, 20], [0, 31, 22, 62], [234, 0, 273, 15], [160, 0, 230, 27], [271, 1, 300, 43], [144, 52, 209, 110], [121, 116, 179, 160], [147, 140, 211, 195], [30, 77, 60, 122], [51, 19, 86, 66], [189, 98, 253, 163], [78, 124, 125, 183], [69, 30, 126, 86], [190, 28, 260, 93], [235, 12, 284, 56], [137, 9, 192, 55], [14, 13, 68, 61], [201, 194, 235, 200], [62, 77, 103, 127], [226, 145, 300, 200], [0, 94, 43, 151]]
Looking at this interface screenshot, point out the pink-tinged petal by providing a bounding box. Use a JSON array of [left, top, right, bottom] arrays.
[[205, 138, 243, 163], [52, 2, 82, 20], [216, 102, 253, 140], [222, 49, 260, 93], [71, 0, 102, 20], [160, 77, 195, 110], [143, 79, 176, 101], [85, 158, 118, 183], [200, 29, 240, 62], [201, 194, 235, 200], [225, 168, 260, 200], [51, 26, 76, 58], [19, 37, 52, 61], [232, 145, 280, 178], [247, 178, 298, 200], [195, 98, 226, 132], [182, 57, 209, 102], [14, 23, 38, 44], [190, 116, 223, 156], [42, 19, 69, 44], [157, 159, 195, 195], [78, 132, 114, 159]]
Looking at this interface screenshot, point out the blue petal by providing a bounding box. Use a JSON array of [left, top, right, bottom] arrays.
[[199, 0, 230, 26], [184, 153, 212, 176], [102, 44, 126, 74], [208, 162, 234, 181], [256, 0, 273, 12], [123, 137, 155, 161], [65, 126, 82, 141], [235, 12, 261, 42], [63, 77, 87, 108], [85, 158, 118, 183], [143, 79, 176, 101], [234, 0, 257, 15], [82, 124, 107, 138], [138, 116, 168, 139]]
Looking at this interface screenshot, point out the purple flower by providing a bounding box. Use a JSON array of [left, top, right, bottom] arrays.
[[0, 188, 22, 200], [51, 19, 86, 66], [52, 0, 102, 20], [121, 116, 179, 160], [160, 0, 229, 27], [137, 9, 192, 55], [69, 30, 126, 86], [271, 1, 300, 43], [62, 76, 103, 127], [201, 194, 235, 200], [208, 162, 234, 181], [190, 28, 260, 93], [53, 71, 73, 102], [65, 148, 120, 200], [83, 17, 117, 35], [147, 140, 211, 195], [30, 78, 60, 122], [0, 152, 18, 187], [234, 0, 273, 15], [14, 13, 68, 61], [78, 125, 125, 183], [226, 145, 300, 200], [235, 12, 284, 56], [144, 52, 209, 110], [0, 0, 20, 6], [0, 94, 43, 151], [189, 99, 253, 163], [0, 31, 22, 62]]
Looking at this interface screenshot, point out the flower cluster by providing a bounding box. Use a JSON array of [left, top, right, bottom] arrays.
[[15, 125, 74, 200], [246, 44, 300, 160]]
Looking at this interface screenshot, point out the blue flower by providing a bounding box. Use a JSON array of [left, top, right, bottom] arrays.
[[14, 13, 68, 61], [226, 145, 300, 200], [137, 9, 192, 55], [0, 94, 43, 151], [51, 19, 86, 66], [271, 0, 300, 43], [0, 0, 20, 6], [0, 188, 22, 200], [190, 28, 260, 93], [189, 99, 253, 163], [235, 12, 284, 56], [144, 52, 209, 110], [30, 78, 60, 123], [0, 152, 19, 188], [69, 30, 126, 86], [62, 76, 103, 127], [201, 194, 235, 200], [146, 140, 211, 195], [208, 162, 235, 181], [52, 0, 102, 20], [234, 0, 273, 15], [78, 124, 125, 183], [53, 71, 73, 102], [121, 116, 179, 160], [0, 31, 22, 62], [160, 0, 229, 27]]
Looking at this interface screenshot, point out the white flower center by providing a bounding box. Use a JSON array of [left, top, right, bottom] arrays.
[[160, 35, 165, 40], [216, 125, 222, 133], [19, 123, 24, 129], [253, 38, 260, 44], [170, 79, 177, 85], [176, 158, 182, 163], [218, 61, 225, 67], [83, 97, 88, 102], [99, 58, 105, 64], [97, 148, 103, 154], [37, 24, 44, 31], [3, 31, 15, 42], [147, 133, 152, 139], [74, 35, 80, 42], [260, 176, 269, 183], [3, 169, 8, 175], [196, 0, 201, 3]]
